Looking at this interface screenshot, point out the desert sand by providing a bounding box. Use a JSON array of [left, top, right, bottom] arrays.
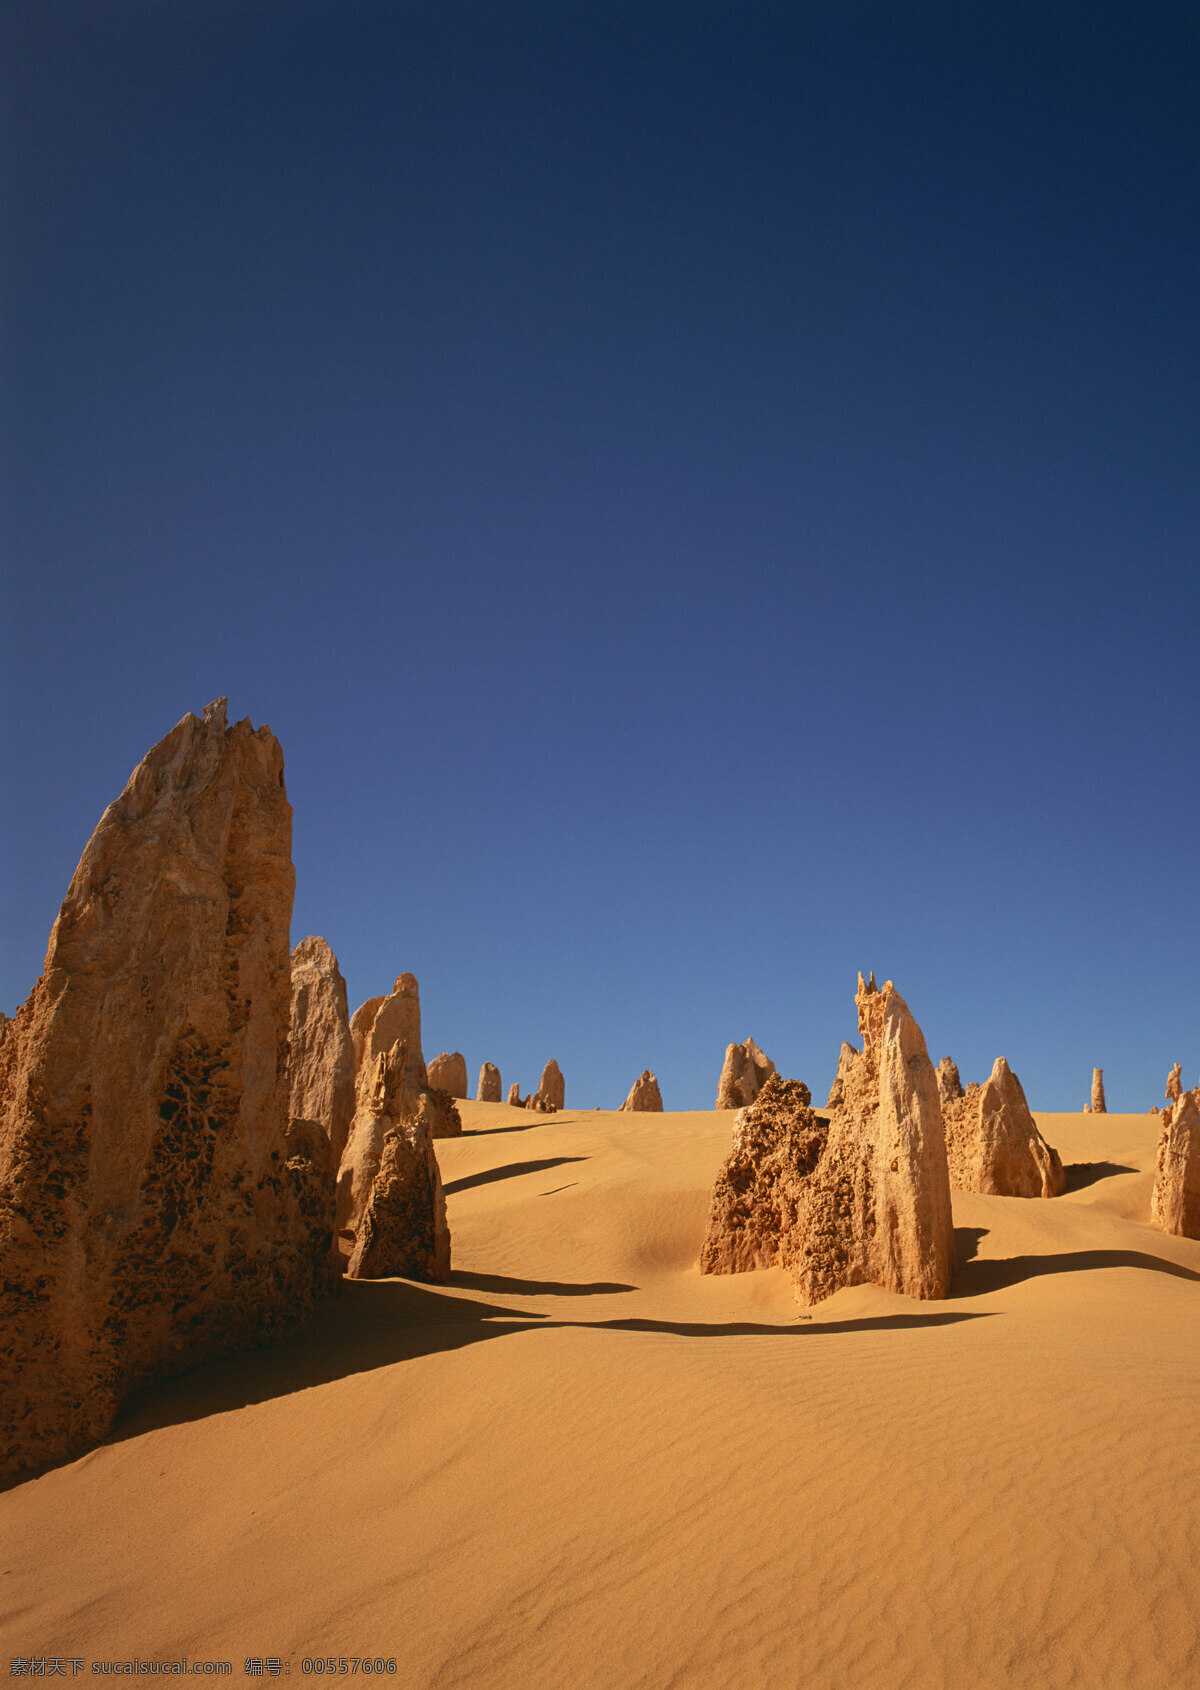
[[3, 1101, 1197, 1689]]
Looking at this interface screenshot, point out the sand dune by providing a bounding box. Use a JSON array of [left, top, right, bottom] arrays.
[[3, 1104, 1198, 1689]]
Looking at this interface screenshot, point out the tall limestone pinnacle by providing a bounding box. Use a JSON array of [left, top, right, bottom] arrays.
[[0, 700, 333, 1482]]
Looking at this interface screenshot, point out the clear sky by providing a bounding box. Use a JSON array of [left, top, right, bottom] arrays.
[[4, 1, 1198, 1112]]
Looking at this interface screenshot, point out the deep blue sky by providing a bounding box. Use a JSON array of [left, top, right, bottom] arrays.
[[4, 1, 1197, 1111]]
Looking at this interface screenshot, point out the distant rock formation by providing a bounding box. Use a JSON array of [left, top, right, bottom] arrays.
[[1151, 1090, 1200, 1239], [702, 974, 955, 1305], [716, 1037, 776, 1110], [477, 1062, 502, 1102], [530, 1059, 565, 1113], [349, 973, 428, 1115], [506, 1082, 525, 1107], [427, 1051, 468, 1099], [936, 1057, 964, 1107], [943, 1057, 1064, 1197], [0, 700, 334, 1483], [619, 1070, 663, 1112], [345, 1091, 450, 1282], [290, 936, 355, 1166], [1091, 1068, 1107, 1113], [1166, 1064, 1183, 1102]]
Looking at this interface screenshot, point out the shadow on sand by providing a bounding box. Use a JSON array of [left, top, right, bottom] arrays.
[[95, 1276, 993, 1465], [443, 1156, 588, 1195], [1063, 1160, 1138, 1191], [951, 1241, 1200, 1298], [448, 1269, 635, 1297], [466, 1119, 543, 1137]]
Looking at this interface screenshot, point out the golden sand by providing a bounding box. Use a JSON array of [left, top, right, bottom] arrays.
[[3, 1104, 1197, 1689]]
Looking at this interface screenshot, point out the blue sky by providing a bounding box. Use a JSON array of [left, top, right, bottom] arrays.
[[4, 0, 1198, 1110]]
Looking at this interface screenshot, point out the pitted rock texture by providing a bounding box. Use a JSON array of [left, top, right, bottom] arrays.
[[702, 974, 955, 1305], [941, 1083, 983, 1187], [345, 1094, 450, 1282], [1091, 1068, 1107, 1114], [716, 1038, 777, 1110], [349, 973, 428, 1114], [427, 1052, 468, 1099], [1166, 1064, 1183, 1103], [289, 936, 355, 1166], [1151, 1090, 1200, 1239], [619, 1070, 663, 1112], [530, 1059, 565, 1113], [699, 1077, 818, 1275], [423, 1086, 463, 1139], [0, 699, 333, 1483], [944, 1058, 1064, 1197], [936, 1057, 965, 1107], [477, 1062, 502, 1102]]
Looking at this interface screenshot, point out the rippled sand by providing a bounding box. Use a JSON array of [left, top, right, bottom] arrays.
[[3, 1103, 1197, 1689]]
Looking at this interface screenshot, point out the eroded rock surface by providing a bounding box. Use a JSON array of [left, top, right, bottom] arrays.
[[345, 1090, 450, 1282], [619, 1070, 663, 1112], [0, 699, 333, 1483], [1151, 1090, 1200, 1239], [290, 936, 355, 1166], [477, 1062, 502, 1102], [944, 1057, 1064, 1197], [1167, 1064, 1183, 1103], [702, 975, 955, 1305], [423, 1087, 463, 1139], [716, 1038, 776, 1110], [941, 1083, 983, 1186], [506, 1082, 525, 1107], [1091, 1068, 1107, 1114], [427, 1052, 468, 1099]]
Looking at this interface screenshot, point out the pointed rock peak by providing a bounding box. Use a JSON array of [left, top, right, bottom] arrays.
[[715, 1038, 776, 1110], [394, 972, 419, 996], [620, 1070, 664, 1112], [203, 696, 228, 729]]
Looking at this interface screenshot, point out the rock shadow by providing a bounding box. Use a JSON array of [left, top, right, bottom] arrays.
[[466, 1119, 542, 1136], [955, 1225, 988, 1263], [449, 1270, 635, 1297], [952, 1247, 1200, 1298], [1063, 1160, 1138, 1191], [588, 1311, 992, 1338], [79, 1281, 993, 1479], [443, 1156, 588, 1195]]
